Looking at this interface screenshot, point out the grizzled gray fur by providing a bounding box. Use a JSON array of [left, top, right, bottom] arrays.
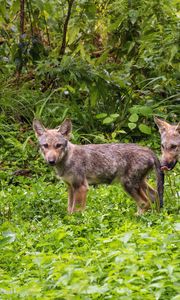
[[33, 119, 164, 215]]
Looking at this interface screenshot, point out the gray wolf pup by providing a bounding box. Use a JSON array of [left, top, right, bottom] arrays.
[[33, 119, 164, 214], [154, 117, 180, 171]]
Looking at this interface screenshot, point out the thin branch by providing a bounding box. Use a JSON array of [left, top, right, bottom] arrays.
[[16, 0, 25, 80], [59, 0, 75, 57], [26, 0, 33, 37], [20, 0, 25, 38]]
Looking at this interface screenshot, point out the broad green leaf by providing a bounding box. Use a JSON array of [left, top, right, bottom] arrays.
[[116, 130, 126, 134], [129, 113, 139, 122], [110, 113, 119, 119], [103, 117, 114, 124], [96, 113, 107, 119], [129, 9, 139, 25], [111, 132, 116, 139], [130, 106, 153, 116], [139, 124, 151, 134], [128, 122, 136, 130]]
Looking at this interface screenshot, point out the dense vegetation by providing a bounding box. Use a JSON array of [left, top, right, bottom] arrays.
[[0, 135, 179, 299], [0, 0, 179, 298], [0, 0, 179, 133]]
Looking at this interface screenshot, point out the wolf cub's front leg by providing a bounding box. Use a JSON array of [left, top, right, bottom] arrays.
[[68, 180, 88, 214]]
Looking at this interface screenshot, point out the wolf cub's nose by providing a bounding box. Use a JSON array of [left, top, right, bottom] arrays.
[[48, 160, 56, 166]]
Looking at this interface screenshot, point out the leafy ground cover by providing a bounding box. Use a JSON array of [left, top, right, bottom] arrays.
[[0, 0, 179, 297], [0, 125, 179, 299]]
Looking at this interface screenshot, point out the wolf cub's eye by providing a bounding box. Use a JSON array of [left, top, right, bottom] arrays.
[[170, 144, 177, 150], [42, 143, 48, 148], [55, 143, 62, 149]]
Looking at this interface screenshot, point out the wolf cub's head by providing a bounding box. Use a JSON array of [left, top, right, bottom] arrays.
[[33, 119, 72, 166], [154, 117, 180, 171]]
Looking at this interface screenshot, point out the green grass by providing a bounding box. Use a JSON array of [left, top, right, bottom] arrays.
[[0, 173, 179, 299], [0, 125, 179, 299]]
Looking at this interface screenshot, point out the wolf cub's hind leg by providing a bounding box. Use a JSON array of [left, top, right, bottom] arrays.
[[142, 180, 157, 203], [122, 179, 151, 215]]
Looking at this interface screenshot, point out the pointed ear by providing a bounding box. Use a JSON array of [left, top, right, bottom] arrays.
[[154, 117, 169, 134], [58, 119, 72, 139], [33, 119, 46, 137]]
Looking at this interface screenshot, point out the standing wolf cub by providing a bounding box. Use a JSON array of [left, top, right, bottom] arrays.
[[33, 119, 164, 215]]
